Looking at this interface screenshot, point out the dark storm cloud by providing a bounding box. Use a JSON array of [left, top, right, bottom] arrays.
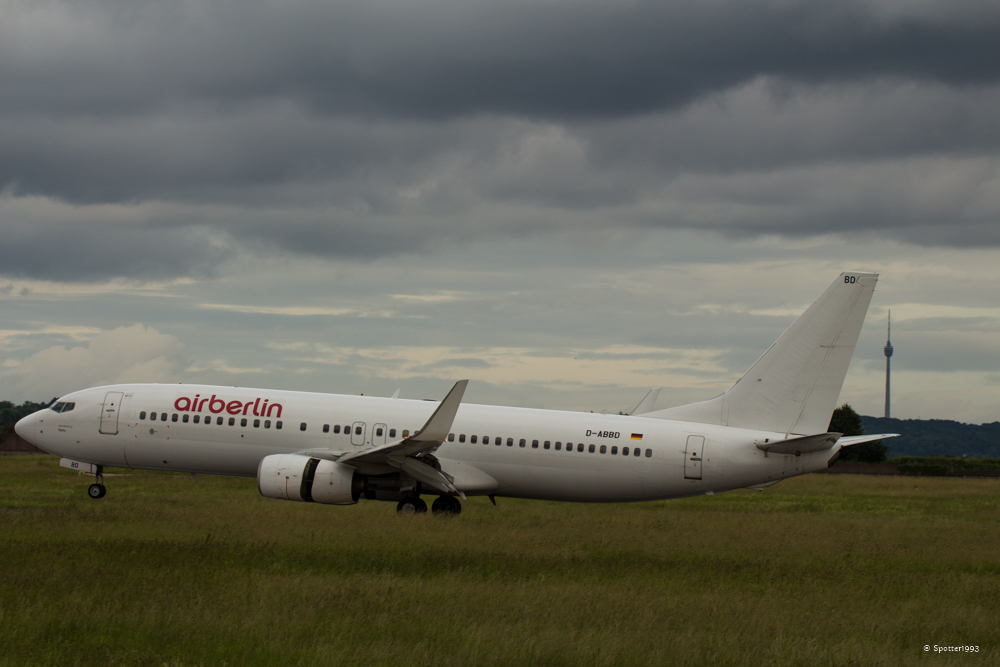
[[2, 0, 1000, 280], [0, 219, 230, 281], [3, 0, 999, 119]]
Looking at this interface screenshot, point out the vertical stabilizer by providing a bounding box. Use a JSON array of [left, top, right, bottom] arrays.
[[648, 272, 878, 435]]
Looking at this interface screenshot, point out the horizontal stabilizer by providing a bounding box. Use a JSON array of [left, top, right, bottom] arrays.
[[838, 433, 899, 447], [757, 432, 841, 455]]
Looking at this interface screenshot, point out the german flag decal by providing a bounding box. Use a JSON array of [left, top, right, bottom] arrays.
[[630, 433, 643, 440]]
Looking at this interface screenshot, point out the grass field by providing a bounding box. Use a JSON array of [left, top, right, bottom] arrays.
[[2, 456, 998, 666]]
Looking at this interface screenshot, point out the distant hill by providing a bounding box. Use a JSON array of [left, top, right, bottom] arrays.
[[860, 416, 1000, 459]]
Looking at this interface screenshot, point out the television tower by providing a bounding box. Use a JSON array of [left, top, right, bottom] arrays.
[[884, 310, 893, 419]]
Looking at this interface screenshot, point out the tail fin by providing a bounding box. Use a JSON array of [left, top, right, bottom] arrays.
[[648, 272, 878, 436]]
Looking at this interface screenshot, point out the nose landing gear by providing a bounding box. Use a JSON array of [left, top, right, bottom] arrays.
[[87, 466, 106, 499]]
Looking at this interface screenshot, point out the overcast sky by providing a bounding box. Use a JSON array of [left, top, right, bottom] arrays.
[[2, 0, 999, 423]]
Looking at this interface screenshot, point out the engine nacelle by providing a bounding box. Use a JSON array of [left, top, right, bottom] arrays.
[[257, 454, 360, 505]]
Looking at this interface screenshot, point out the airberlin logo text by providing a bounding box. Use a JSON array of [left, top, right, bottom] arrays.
[[173, 395, 283, 418]]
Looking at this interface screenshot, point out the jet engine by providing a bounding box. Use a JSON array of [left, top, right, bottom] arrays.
[[257, 454, 361, 505]]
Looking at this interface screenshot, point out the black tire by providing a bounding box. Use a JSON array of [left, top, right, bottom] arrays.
[[88, 484, 104, 499], [396, 496, 427, 515], [432, 495, 462, 515]]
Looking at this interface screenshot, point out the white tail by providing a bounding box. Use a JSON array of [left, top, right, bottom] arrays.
[[648, 272, 878, 436]]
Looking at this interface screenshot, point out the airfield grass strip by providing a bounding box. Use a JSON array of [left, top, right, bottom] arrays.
[[1, 455, 998, 666]]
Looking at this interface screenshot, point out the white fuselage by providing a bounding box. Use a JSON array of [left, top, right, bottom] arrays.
[[19, 383, 836, 503]]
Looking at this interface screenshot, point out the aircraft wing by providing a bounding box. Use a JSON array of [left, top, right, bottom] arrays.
[[631, 387, 661, 415], [336, 380, 469, 497]]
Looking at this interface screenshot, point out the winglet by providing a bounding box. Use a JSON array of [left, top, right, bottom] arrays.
[[411, 380, 468, 443], [631, 387, 661, 415]]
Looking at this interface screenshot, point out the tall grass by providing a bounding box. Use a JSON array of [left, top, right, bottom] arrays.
[[2, 456, 998, 666]]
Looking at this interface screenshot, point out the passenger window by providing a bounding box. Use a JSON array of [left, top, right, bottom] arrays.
[[354, 426, 361, 435], [482, 436, 489, 445], [578, 443, 585, 452], [459, 434, 466, 443], [599, 445, 606, 454], [254, 419, 260, 428], [622, 446, 629, 456], [323, 424, 330, 433], [402, 430, 409, 438], [376, 427, 383, 437], [532, 439, 539, 449], [182, 414, 189, 423], [228, 417, 235, 426], [448, 433, 454, 442], [506, 438, 513, 447], [277, 421, 283, 430], [241, 418, 248, 427], [300, 422, 307, 431], [544, 441, 550, 450], [193, 415, 200, 424], [150, 412, 157, 420], [566, 442, 573, 452], [519, 439, 526, 448], [611, 446, 618, 455], [216, 416, 223, 425], [161, 413, 168, 422], [645, 448, 652, 458], [588, 444, 595, 453], [264, 420, 271, 429], [171, 414, 178, 422], [390, 429, 396, 438], [139, 411, 147, 420], [333, 424, 340, 434], [470, 435, 477, 443], [555, 442, 562, 451], [634, 448, 641, 457]]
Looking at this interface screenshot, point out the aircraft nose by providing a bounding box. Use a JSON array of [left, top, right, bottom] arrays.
[[14, 413, 37, 442]]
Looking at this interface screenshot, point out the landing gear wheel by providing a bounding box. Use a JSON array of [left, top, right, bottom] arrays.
[[396, 496, 427, 515], [88, 483, 106, 499], [432, 496, 462, 515]]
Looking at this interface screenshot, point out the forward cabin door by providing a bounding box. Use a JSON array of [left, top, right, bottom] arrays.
[[684, 435, 705, 480], [99, 391, 124, 435]]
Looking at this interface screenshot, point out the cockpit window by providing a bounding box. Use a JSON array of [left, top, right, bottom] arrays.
[[50, 402, 75, 413], [52, 402, 65, 412]]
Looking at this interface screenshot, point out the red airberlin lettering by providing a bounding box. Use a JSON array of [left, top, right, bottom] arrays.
[[173, 395, 282, 417]]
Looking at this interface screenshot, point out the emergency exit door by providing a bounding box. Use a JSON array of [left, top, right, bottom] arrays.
[[100, 391, 124, 435], [684, 435, 705, 480]]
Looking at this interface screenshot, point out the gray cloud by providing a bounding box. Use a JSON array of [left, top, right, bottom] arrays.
[[3, 0, 999, 119], [2, 0, 1000, 281]]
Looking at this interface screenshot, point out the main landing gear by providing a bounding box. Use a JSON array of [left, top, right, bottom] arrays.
[[431, 495, 462, 516], [87, 466, 106, 499], [395, 495, 463, 515], [396, 496, 427, 515]]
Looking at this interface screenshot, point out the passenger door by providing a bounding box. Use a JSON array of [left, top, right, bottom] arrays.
[[99, 392, 124, 435], [684, 435, 705, 480]]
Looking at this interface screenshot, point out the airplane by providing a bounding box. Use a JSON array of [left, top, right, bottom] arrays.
[[15, 272, 896, 515]]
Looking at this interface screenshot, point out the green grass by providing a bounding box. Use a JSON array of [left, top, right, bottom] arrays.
[[2, 456, 999, 666]]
